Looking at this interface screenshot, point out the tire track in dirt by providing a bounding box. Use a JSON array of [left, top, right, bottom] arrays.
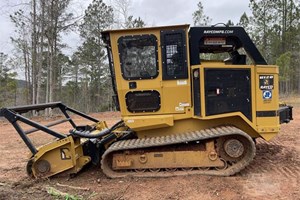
[[240, 138, 300, 179], [237, 134, 300, 199]]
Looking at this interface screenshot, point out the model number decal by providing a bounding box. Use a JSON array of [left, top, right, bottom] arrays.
[[259, 75, 274, 90]]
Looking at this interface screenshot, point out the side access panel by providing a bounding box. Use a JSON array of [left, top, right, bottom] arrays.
[[204, 68, 252, 121], [255, 65, 280, 140]]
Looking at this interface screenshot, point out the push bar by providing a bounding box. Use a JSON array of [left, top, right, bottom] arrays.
[[0, 102, 100, 155]]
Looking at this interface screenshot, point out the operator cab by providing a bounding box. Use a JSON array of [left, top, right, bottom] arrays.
[[102, 25, 191, 117]]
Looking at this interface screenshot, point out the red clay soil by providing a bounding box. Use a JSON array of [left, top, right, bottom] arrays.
[[0, 109, 299, 200]]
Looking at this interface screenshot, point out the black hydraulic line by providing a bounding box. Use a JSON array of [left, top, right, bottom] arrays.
[[17, 113, 66, 139], [118, 132, 134, 140], [110, 120, 124, 131], [99, 129, 134, 147], [71, 128, 111, 138], [12, 121, 38, 154], [25, 118, 71, 135], [70, 120, 124, 139], [98, 133, 118, 146]]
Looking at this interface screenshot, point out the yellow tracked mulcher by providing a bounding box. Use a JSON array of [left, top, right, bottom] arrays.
[[0, 24, 293, 178]]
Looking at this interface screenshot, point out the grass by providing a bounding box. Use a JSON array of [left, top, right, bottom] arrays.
[[47, 187, 83, 200]]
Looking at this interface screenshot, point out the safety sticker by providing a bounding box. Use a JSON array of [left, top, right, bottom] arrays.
[[263, 90, 272, 100]]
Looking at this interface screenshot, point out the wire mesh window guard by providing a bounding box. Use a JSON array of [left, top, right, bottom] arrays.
[[118, 35, 158, 80], [161, 30, 188, 80]]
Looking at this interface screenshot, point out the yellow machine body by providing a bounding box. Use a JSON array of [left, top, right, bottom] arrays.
[[98, 24, 294, 177], [104, 24, 281, 141], [26, 121, 109, 178], [28, 136, 90, 178]]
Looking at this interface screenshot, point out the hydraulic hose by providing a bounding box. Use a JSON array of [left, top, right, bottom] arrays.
[[71, 128, 110, 138], [109, 120, 125, 131], [70, 120, 124, 138]]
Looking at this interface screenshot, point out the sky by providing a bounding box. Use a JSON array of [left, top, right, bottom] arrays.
[[0, 0, 251, 56]]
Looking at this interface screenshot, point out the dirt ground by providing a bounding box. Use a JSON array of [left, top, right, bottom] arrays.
[[0, 105, 299, 200]]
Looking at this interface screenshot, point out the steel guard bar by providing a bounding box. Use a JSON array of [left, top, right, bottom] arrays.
[[0, 102, 99, 155]]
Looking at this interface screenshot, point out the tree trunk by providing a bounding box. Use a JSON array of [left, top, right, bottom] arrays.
[[31, 0, 38, 115], [45, 44, 50, 116], [37, 0, 45, 105], [298, 70, 300, 94], [23, 48, 30, 105]]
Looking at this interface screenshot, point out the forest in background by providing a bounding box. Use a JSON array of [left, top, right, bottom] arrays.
[[0, 0, 299, 114]]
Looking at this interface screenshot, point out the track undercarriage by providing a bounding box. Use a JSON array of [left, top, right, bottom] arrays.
[[102, 126, 256, 178]]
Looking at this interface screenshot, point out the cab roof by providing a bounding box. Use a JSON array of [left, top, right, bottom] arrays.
[[101, 24, 190, 34]]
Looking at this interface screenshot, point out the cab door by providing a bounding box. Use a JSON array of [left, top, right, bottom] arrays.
[[116, 32, 162, 116], [110, 25, 191, 116]]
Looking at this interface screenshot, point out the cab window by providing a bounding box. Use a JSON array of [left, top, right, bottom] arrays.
[[161, 29, 188, 80], [118, 35, 158, 80]]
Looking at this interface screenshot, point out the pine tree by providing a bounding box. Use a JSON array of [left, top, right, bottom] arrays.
[[0, 52, 17, 107], [125, 16, 145, 28], [250, 0, 300, 94], [74, 0, 114, 112], [192, 1, 212, 26]]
